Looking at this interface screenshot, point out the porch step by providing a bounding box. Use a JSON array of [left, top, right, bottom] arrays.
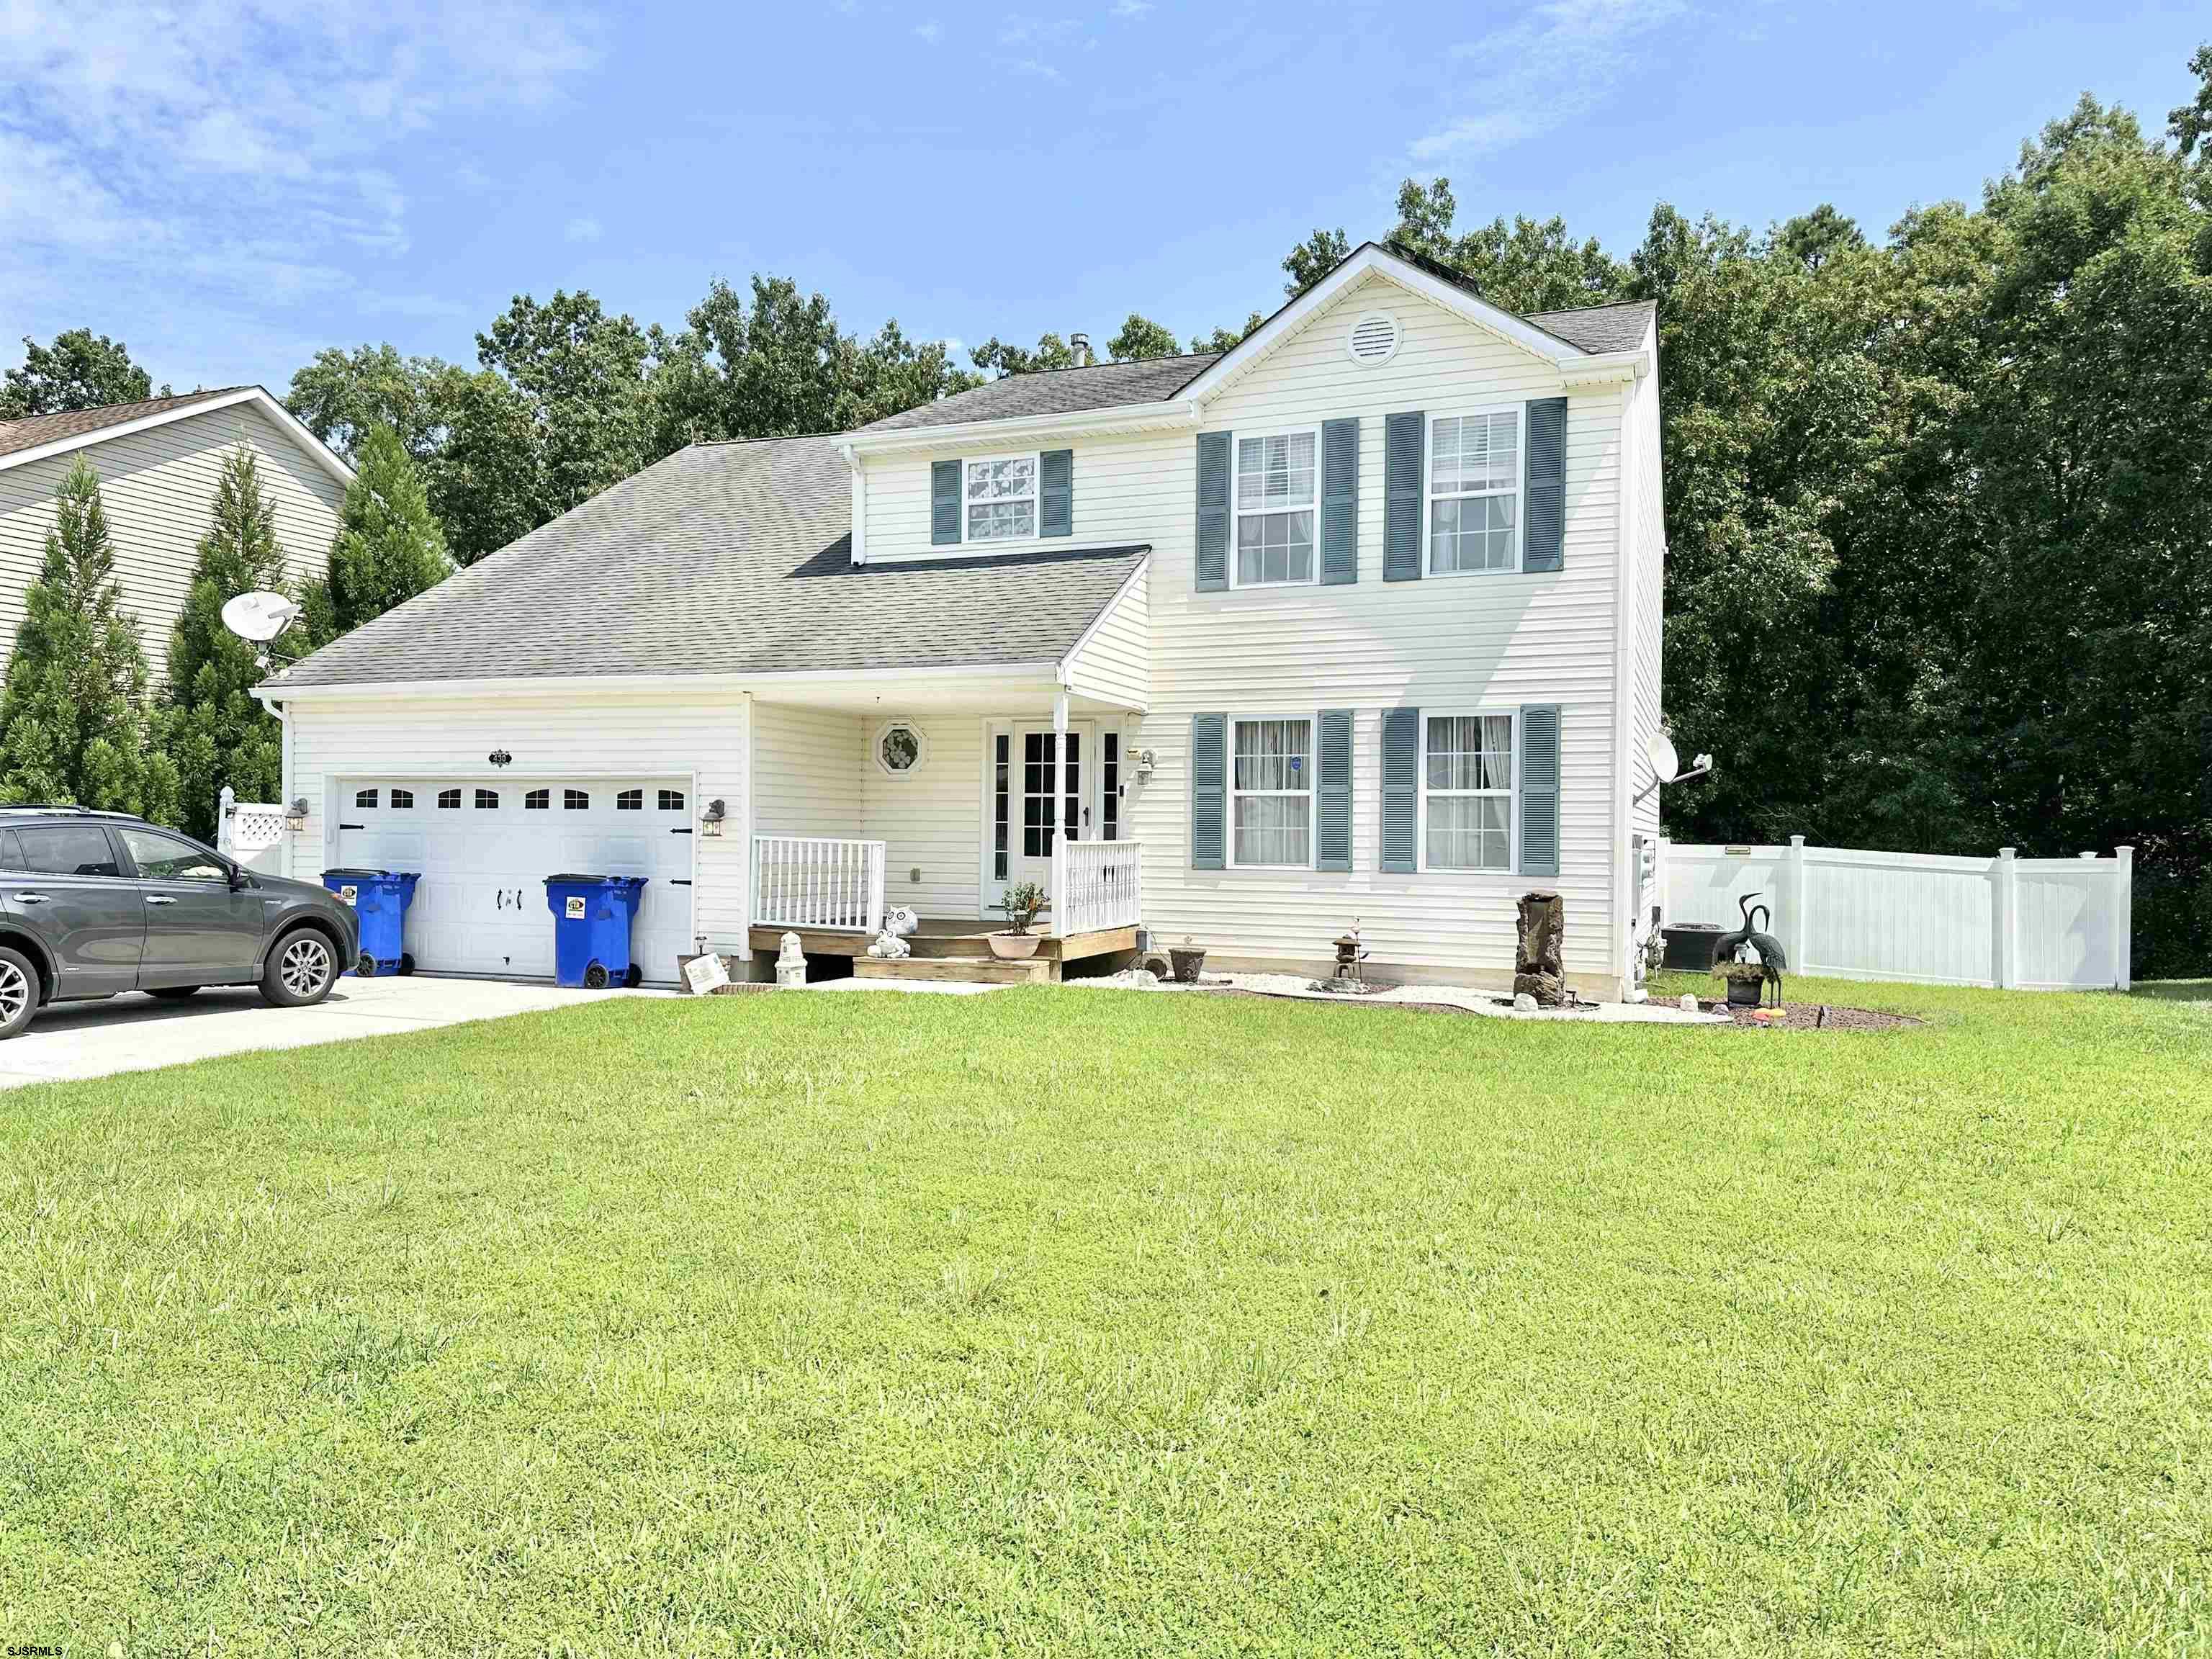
[[853, 956, 1056, 986]]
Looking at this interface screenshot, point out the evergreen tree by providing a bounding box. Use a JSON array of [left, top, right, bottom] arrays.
[[0, 458, 177, 819], [161, 442, 292, 840], [302, 422, 452, 642]]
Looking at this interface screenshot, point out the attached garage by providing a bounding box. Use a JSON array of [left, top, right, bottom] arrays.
[[332, 775, 696, 981]]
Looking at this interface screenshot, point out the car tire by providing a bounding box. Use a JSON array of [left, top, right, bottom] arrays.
[[148, 986, 202, 1000], [262, 927, 339, 1009], [0, 946, 39, 1040]]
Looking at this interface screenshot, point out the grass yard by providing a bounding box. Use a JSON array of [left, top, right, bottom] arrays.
[[3, 975, 2209, 1655]]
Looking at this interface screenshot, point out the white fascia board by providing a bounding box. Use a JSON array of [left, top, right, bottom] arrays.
[[1559, 351, 1647, 390], [253, 660, 1068, 702], [840, 398, 1198, 456], [0, 386, 355, 486]]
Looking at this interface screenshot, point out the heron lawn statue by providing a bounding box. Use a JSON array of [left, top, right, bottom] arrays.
[[1712, 891, 1788, 1007]]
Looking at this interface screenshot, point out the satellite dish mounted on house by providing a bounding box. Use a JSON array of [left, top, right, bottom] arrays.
[[222, 591, 302, 644]]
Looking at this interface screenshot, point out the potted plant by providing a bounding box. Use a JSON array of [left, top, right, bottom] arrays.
[[990, 881, 1048, 959], [1712, 960, 1768, 1008], [1169, 935, 1207, 984]]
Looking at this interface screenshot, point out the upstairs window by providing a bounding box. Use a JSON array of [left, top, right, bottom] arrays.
[[1429, 410, 1520, 574], [966, 455, 1036, 541], [1233, 429, 1316, 586]]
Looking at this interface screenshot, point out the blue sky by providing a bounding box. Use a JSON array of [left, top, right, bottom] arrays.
[[1, 0, 2204, 398]]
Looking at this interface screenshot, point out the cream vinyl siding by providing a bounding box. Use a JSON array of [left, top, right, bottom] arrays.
[[1627, 330, 1666, 847], [751, 702, 863, 838], [859, 271, 1628, 992], [1061, 560, 1149, 709], [861, 713, 987, 917], [284, 690, 748, 952], [0, 403, 341, 681]]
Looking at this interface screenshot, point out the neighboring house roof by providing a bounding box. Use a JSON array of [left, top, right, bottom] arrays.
[[859, 351, 1218, 433], [1378, 243, 1657, 355], [271, 433, 1148, 689], [0, 385, 354, 486]]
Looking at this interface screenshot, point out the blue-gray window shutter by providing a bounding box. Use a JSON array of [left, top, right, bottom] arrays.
[[1195, 432, 1230, 590], [1384, 412, 1424, 581], [1380, 706, 1419, 872], [1190, 714, 1227, 869], [1040, 449, 1072, 538], [1519, 703, 1560, 876], [1321, 418, 1359, 585], [932, 459, 961, 545], [1317, 709, 1354, 870], [1523, 397, 1566, 572]]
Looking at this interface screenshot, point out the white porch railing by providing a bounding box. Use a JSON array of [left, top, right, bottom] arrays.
[[1053, 838, 1143, 938], [752, 835, 886, 933]]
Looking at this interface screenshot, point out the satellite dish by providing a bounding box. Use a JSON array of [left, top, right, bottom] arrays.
[[1646, 729, 1681, 783], [221, 591, 300, 644]]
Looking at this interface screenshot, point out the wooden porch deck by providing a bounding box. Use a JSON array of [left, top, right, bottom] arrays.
[[747, 918, 1140, 985]]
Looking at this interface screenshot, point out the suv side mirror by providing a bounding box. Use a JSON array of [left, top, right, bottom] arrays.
[[228, 861, 249, 891]]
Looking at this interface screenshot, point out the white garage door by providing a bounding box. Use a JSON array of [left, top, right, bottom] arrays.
[[335, 778, 695, 982]]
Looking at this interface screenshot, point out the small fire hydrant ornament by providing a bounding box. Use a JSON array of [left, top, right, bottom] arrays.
[[775, 930, 807, 989]]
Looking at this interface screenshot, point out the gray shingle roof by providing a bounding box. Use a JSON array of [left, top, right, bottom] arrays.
[[0, 386, 249, 459], [859, 353, 1216, 433], [1521, 300, 1656, 355], [274, 434, 1147, 688]]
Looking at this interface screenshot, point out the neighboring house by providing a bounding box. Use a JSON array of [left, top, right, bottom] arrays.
[[0, 387, 350, 680], [260, 243, 1666, 997]]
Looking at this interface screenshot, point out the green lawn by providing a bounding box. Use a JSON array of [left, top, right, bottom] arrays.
[[4, 976, 2209, 1655]]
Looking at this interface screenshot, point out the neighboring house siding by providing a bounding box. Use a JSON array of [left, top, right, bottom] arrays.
[[0, 403, 342, 680], [283, 690, 751, 953], [858, 271, 1628, 988]]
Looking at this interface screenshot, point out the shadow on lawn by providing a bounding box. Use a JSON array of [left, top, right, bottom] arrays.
[[2130, 979, 2212, 1002]]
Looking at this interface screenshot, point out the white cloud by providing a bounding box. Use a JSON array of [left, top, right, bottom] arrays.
[[1408, 0, 1687, 163], [0, 0, 601, 369], [565, 216, 603, 244], [914, 18, 942, 42], [1110, 0, 1152, 15]]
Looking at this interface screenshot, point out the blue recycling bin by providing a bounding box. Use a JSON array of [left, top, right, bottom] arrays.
[[544, 874, 649, 989], [321, 867, 421, 976]]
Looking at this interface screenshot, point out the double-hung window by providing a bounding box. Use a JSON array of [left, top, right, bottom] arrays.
[[1230, 716, 1313, 866], [1428, 409, 1520, 574], [966, 455, 1037, 542], [1233, 428, 1318, 586], [1422, 713, 1515, 870]]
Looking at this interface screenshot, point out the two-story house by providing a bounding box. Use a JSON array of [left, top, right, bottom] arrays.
[[0, 387, 349, 680], [261, 243, 1666, 998]]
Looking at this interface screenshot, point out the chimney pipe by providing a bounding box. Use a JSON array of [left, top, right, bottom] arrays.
[[1070, 331, 1092, 367]]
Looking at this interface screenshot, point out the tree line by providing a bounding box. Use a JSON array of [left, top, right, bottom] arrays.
[[4, 47, 2206, 972]]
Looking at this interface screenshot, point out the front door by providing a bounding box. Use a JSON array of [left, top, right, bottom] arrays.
[[117, 824, 266, 986], [1007, 723, 1094, 896]]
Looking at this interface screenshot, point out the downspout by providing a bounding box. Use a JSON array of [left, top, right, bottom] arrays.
[[1609, 382, 1637, 1001], [263, 692, 292, 881]]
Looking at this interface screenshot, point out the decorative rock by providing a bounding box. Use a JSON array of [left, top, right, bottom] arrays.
[[1679, 992, 1701, 1013], [1513, 992, 1539, 1012], [1513, 890, 1568, 1007], [775, 930, 808, 989]]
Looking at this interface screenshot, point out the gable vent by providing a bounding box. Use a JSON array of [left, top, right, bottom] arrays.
[[1347, 312, 1401, 365]]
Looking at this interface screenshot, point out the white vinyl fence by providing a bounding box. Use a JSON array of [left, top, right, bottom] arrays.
[[1660, 836, 2133, 991], [217, 787, 288, 877]]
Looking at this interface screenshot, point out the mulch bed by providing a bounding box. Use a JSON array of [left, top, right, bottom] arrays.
[[1699, 999, 1920, 1032]]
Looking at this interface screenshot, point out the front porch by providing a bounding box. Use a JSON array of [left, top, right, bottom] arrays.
[[746, 915, 1142, 985]]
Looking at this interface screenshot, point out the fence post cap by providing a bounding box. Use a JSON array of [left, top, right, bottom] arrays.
[[1999, 846, 2017, 860], [1789, 833, 1807, 848]]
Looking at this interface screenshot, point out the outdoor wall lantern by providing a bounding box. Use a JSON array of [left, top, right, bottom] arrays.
[[701, 798, 727, 837], [285, 797, 310, 832]]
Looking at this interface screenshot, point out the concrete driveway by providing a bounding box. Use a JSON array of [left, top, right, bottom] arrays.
[[0, 974, 667, 1091]]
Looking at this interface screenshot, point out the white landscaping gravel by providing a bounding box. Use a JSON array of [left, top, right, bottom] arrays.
[[1066, 968, 1725, 1023]]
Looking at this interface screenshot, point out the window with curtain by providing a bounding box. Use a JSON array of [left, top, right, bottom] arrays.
[[1233, 430, 1316, 585], [1231, 717, 1312, 866], [1424, 714, 1514, 869], [1429, 410, 1520, 574]]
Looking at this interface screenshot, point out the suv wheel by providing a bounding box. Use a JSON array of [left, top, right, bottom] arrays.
[[0, 947, 38, 1040], [262, 928, 338, 1009]]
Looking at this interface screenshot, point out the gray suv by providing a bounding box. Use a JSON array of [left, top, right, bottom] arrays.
[[0, 806, 361, 1040]]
